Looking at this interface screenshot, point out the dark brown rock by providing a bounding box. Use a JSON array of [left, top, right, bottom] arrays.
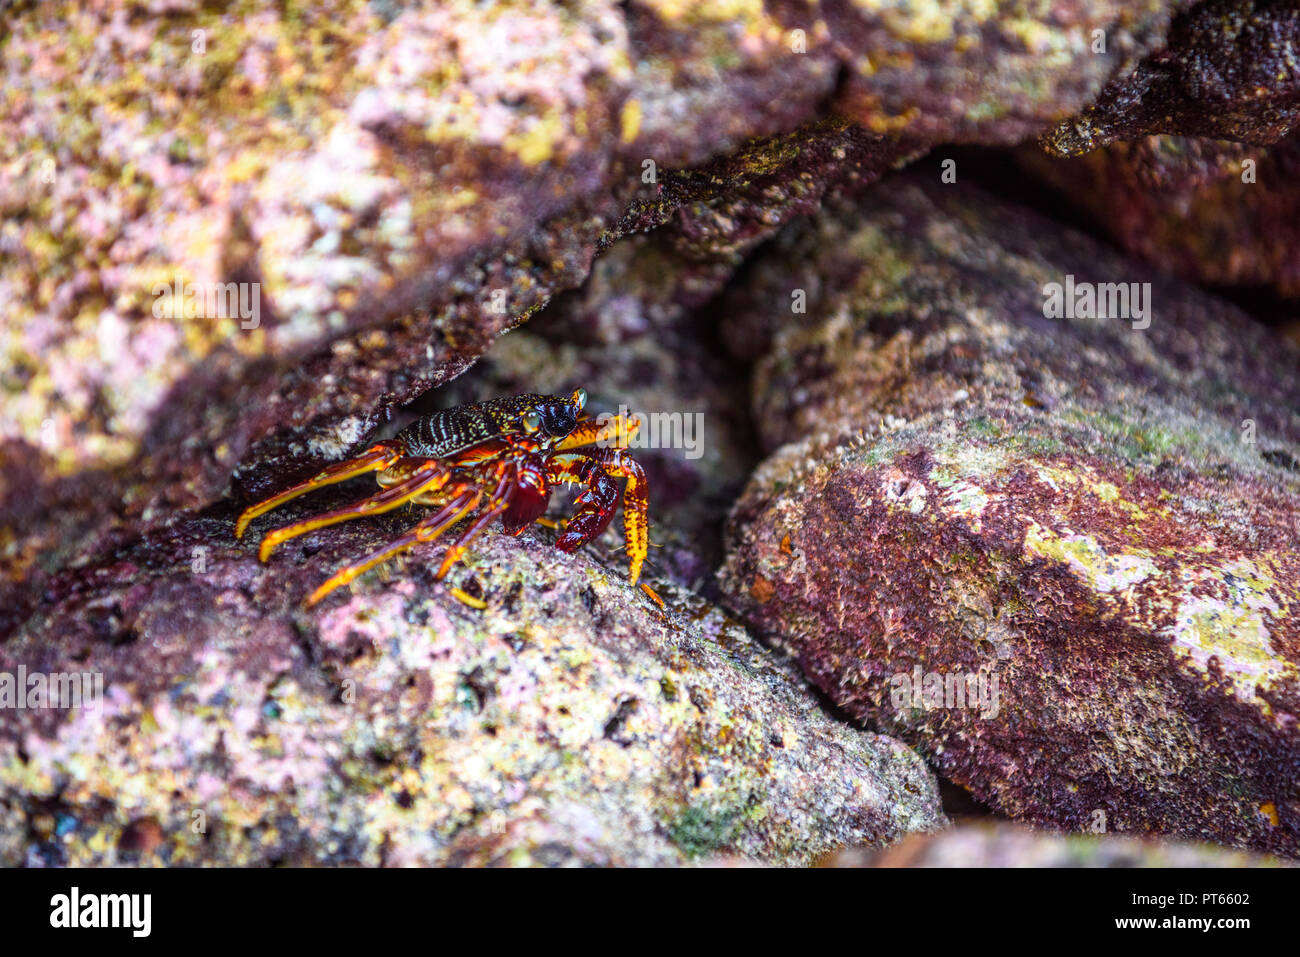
[[1042, 0, 1300, 156]]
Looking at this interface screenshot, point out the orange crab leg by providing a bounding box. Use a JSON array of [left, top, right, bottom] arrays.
[[234, 444, 403, 540], [305, 485, 481, 606], [257, 464, 450, 561], [553, 413, 641, 451]]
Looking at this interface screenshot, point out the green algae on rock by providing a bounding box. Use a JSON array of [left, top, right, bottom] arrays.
[[0, 497, 944, 866], [719, 176, 1300, 856]]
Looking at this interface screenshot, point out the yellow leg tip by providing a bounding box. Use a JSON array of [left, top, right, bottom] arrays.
[[434, 551, 463, 580], [640, 582, 664, 609], [449, 586, 487, 610], [305, 576, 346, 607]]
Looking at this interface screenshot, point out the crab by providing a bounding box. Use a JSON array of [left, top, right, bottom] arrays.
[[234, 389, 653, 607]]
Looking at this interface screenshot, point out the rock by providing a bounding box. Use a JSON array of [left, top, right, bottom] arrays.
[[616, 121, 912, 294], [1021, 133, 1300, 301], [7, 0, 1281, 870], [718, 175, 1300, 856], [0, 495, 944, 866], [816, 0, 1184, 144], [1042, 0, 1300, 156], [824, 821, 1291, 867], [1, 0, 1187, 612]]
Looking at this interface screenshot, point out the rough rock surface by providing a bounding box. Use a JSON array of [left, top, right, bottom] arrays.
[[0, 493, 944, 866], [1022, 133, 1300, 301], [7, 0, 1297, 871], [809, 0, 1185, 144], [825, 821, 1292, 867], [1042, 0, 1300, 156], [2, 0, 1187, 612], [719, 176, 1300, 856]]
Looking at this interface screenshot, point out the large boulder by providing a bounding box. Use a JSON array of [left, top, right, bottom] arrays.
[[719, 175, 1300, 856], [1, 504, 944, 866]]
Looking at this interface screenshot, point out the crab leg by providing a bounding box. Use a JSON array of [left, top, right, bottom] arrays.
[[596, 448, 649, 586], [552, 413, 641, 451], [547, 454, 620, 544], [305, 485, 482, 606], [234, 443, 403, 539], [256, 464, 450, 561], [434, 469, 514, 579], [547, 448, 649, 585]]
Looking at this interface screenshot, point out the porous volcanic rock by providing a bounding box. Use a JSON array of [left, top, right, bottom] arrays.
[[719, 175, 1300, 856], [0, 487, 944, 866]]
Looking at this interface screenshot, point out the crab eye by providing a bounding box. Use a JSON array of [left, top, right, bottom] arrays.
[[572, 388, 587, 411], [521, 410, 542, 433]]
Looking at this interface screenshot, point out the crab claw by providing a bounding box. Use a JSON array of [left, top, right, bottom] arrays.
[[554, 471, 620, 552], [501, 463, 551, 536]]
